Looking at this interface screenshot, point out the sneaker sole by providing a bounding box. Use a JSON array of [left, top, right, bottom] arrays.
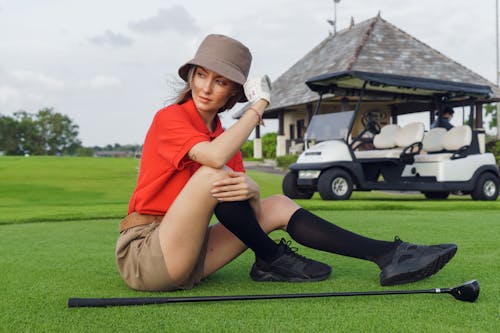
[[380, 245, 457, 286], [250, 266, 331, 283]]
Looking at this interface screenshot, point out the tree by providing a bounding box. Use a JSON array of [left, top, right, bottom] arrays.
[[2, 108, 82, 155], [0, 114, 19, 154], [484, 104, 498, 131], [36, 108, 81, 155], [13, 110, 43, 155]]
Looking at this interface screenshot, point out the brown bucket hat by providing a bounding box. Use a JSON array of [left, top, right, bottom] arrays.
[[178, 34, 252, 102]]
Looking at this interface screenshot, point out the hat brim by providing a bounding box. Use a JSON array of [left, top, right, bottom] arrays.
[[178, 60, 247, 102]]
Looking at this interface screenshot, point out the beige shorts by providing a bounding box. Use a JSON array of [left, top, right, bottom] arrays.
[[115, 219, 209, 291]]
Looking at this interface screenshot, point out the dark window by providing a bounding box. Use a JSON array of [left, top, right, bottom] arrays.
[[297, 119, 305, 139], [289, 124, 295, 140]]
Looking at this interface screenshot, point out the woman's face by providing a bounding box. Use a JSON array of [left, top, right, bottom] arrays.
[[191, 66, 237, 114]]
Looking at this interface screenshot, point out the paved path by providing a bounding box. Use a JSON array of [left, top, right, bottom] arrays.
[[243, 161, 286, 175]]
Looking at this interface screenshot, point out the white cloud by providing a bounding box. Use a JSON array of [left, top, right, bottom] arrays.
[[89, 30, 133, 47], [0, 86, 20, 104], [128, 5, 200, 35], [10, 70, 64, 90], [86, 75, 122, 88], [26, 93, 44, 102], [0, 69, 65, 113]]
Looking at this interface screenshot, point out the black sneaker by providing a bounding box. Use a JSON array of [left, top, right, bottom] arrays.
[[249, 238, 332, 282], [380, 237, 457, 286]]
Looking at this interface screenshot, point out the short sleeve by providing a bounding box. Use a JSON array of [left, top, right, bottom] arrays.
[[154, 106, 208, 170]]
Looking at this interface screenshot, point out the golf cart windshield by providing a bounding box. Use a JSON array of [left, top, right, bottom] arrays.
[[305, 110, 354, 142]]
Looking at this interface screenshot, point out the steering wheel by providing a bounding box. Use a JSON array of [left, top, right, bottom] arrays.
[[350, 114, 381, 149], [363, 120, 381, 135], [361, 113, 381, 135]]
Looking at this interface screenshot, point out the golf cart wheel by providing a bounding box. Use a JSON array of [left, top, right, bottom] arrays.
[[282, 172, 314, 199], [318, 168, 353, 200], [422, 191, 450, 200], [471, 173, 499, 201]]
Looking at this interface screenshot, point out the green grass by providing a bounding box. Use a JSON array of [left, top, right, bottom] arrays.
[[0, 156, 137, 224], [0, 156, 499, 332]]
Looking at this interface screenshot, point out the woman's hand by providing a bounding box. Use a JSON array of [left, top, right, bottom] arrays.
[[211, 171, 260, 202], [244, 75, 271, 104]]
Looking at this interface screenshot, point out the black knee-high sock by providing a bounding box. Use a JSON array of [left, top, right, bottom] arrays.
[[214, 201, 279, 262], [287, 209, 397, 268]]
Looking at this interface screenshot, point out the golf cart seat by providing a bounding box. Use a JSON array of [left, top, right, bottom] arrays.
[[354, 122, 424, 160], [414, 125, 473, 162], [421, 127, 448, 152], [373, 124, 401, 148]]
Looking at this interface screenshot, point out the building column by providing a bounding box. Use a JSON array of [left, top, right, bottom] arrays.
[[276, 111, 286, 156], [475, 102, 486, 153], [391, 105, 399, 124], [306, 103, 314, 123], [475, 102, 483, 129], [341, 97, 350, 111], [253, 125, 262, 159]]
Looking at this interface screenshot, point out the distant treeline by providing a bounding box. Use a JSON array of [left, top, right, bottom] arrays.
[[85, 144, 142, 157], [0, 108, 141, 157]]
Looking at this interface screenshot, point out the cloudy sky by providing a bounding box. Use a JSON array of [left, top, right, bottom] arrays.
[[1, 0, 498, 146]]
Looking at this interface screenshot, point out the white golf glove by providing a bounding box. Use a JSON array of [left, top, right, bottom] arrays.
[[244, 75, 271, 104]]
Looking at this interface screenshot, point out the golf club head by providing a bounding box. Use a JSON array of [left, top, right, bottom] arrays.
[[450, 280, 480, 302]]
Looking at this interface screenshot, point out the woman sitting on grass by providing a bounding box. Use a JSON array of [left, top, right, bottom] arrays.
[[116, 34, 457, 291]]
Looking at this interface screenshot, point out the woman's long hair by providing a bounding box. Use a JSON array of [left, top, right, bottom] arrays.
[[173, 66, 244, 113]]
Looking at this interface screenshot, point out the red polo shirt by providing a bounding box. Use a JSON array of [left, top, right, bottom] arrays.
[[128, 99, 245, 215]]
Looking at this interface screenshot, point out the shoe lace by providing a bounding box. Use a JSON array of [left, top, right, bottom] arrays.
[[277, 238, 310, 262]]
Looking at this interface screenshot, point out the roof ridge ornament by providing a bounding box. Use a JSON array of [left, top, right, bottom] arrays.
[[347, 17, 378, 70]]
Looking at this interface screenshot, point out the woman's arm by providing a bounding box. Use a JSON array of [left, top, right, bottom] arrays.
[[211, 171, 262, 218], [189, 75, 271, 169], [188, 99, 267, 169]]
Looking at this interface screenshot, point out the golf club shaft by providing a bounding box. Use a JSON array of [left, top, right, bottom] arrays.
[[68, 288, 441, 308]]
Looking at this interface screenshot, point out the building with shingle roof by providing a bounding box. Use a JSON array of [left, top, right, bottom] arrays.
[[235, 14, 499, 157]]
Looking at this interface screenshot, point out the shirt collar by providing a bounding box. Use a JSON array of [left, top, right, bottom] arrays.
[[181, 98, 223, 139]]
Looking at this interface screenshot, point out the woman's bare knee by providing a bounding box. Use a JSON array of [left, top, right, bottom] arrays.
[[264, 194, 300, 212], [260, 194, 300, 231], [192, 165, 230, 184]]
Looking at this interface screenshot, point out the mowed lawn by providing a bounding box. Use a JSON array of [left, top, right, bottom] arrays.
[[0, 156, 499, 332]]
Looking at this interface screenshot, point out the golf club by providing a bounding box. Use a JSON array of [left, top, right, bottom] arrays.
[[68, 280, 479, 308]]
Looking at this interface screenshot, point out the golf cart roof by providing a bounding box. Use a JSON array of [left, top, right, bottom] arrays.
[[305, 70, 492, 99]]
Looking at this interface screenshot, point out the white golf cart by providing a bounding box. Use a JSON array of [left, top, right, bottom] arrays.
[[282, 71, 500, 201]]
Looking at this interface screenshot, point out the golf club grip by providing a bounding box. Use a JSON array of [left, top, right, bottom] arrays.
[[68, 294, 304, 307]]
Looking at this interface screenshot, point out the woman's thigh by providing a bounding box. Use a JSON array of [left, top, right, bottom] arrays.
[[157, 166, 232, 285]]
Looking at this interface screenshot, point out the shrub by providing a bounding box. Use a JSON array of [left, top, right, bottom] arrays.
[[262, 132, 278, 158], [485, 140, 500, 165], [276, 154, 299, 169], [75, 147, 95, 157], [241, 140, 253, 158]]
